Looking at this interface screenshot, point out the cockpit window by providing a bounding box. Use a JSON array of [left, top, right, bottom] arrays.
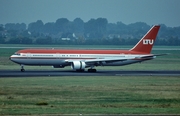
[[14, 52, 20, 55]]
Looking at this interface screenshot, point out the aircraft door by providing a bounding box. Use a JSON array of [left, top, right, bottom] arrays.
[[56, 53, 60, 59], [27, 53, 31, 59]]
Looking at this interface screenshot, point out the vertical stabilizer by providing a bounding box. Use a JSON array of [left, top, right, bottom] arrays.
[[130, 25, 160, 54]]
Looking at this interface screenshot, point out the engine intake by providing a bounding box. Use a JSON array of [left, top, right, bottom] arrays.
[[71, 61, 86, 70]]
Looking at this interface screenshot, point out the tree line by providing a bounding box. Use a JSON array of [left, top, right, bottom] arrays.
[[0, 18, 180, 46]]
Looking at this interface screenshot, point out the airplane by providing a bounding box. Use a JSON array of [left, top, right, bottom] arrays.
[[10, 25, 164, 72]]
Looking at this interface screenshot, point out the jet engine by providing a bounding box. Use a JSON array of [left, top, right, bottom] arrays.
[[71, 61, 86, 71]]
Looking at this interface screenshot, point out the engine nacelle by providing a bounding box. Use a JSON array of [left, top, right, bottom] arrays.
[[71, 61, 86, 70]]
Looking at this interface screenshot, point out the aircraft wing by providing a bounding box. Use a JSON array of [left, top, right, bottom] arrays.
[[85, 58, 128, 63], [65, 57, 131, 65], [65, 54, 168, 65], [84, 53, 168, 63]]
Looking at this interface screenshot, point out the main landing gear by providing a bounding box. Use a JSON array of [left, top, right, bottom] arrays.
[[88, 66, 97, 72], [88, 68, 97, 72], [20, 65, 25, 72]]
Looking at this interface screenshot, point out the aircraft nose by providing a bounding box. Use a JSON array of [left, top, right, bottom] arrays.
[[9, 56, 13, 60]]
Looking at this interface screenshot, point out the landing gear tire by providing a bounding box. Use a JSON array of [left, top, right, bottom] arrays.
[[88, 69, 97, 72], [21, 69, 25, 72]]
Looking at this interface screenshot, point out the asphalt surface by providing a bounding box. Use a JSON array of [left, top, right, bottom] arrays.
[[0, 70, 180, 77]]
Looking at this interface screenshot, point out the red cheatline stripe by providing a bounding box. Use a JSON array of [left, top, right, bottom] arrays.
[[16, 49, 145, 54], [11, 57, 97, 60]]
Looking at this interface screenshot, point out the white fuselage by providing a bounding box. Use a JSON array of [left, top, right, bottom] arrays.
[[10, 53, 152, 67]]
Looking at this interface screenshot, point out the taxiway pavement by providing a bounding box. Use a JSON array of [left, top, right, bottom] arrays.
[[0, 70, 180, 77]]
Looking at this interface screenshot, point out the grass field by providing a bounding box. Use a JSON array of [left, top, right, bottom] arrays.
[[0, 45, 180, 115], [0, 76, 180, 115]]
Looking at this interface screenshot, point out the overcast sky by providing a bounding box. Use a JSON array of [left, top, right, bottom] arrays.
[[0, 0, 179, 27]]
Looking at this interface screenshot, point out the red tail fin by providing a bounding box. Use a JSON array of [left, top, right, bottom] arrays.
[[130, 25, 160, 54]]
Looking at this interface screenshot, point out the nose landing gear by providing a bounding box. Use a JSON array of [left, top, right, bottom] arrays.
[[20, 65, 25, 72]]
